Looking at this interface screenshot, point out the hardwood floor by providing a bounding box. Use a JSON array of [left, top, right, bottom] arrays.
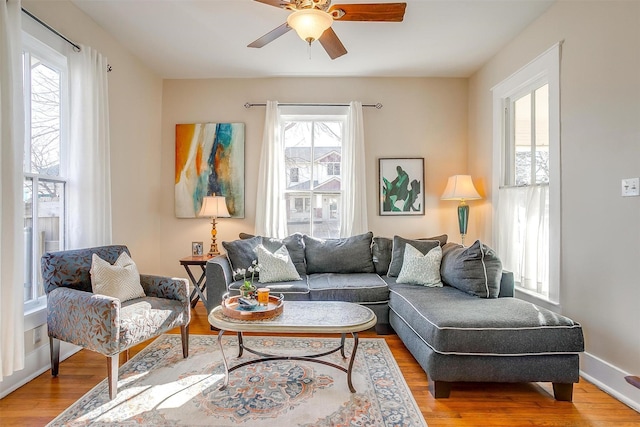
[[1, 302, 639, 426]]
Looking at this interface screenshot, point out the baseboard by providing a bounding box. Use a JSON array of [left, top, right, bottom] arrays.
[[580, 351, 640, 413], [0, 341, 80, 399]]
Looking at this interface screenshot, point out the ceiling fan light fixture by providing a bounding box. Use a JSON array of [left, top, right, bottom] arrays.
[[286, 9, 333, 44]]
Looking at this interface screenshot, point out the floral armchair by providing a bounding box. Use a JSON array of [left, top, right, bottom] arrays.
[[41, 245, 190, 399]]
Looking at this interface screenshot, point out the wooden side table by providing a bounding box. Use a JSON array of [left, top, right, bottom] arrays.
[[179, 255, 212, 308]]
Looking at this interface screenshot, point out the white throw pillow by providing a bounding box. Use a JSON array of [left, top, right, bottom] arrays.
[[396, 244, 443, 287], [90, 252, 146, 302], [257, 244, 302, 283]]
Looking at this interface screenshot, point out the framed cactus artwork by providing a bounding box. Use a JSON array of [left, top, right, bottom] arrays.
[[379, 157, 424, 216]]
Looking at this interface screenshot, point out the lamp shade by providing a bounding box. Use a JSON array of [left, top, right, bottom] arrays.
[[198, 195, 231, 218], [286, 9, 333, 43], [440, 175, 482, 201]]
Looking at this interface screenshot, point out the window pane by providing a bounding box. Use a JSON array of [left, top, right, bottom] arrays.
[[311, 193, 341, 239], [514, 93, 532, 186], [535, 84, 550, 184], [284, 122, 312, 190], [30, 56, 61, 176], [286, 194, 311, 235], [24, 179, 34, 303]]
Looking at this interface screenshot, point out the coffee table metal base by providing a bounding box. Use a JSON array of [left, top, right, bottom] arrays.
[[217, 331, 360, 393]]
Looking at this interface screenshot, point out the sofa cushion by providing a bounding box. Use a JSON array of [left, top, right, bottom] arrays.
[[440, 240, 502, 298], [396, 244, 443, 287], [372, 234, 447, 276], [307, 273, 389, 303], [388, 236, 440, 277], [262, 233, 306, 276], [229, 277, 310, 296], [222, 236, 261, 280], [304, 232, 375, 274], [256, 244, 302, 283], [389, 284, 584, 355]]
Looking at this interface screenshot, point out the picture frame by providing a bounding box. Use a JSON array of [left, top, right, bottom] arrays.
[[192, 241, 204, 257], [379, 158, 425, 216], [175, 123, 245, 219]]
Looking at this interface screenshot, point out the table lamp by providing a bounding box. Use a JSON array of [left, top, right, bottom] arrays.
[[441, 175, 482, 246], [198, 195, 231, 256]]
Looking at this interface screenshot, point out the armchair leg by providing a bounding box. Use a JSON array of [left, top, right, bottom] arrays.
[[181, 324, 189, 358], [107, 355, 119, 400], [49, 337, 60, 377]]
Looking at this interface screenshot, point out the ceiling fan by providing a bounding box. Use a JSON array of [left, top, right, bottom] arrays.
[[248, 0, 407, 60]]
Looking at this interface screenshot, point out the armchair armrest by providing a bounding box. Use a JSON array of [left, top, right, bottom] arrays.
[[205, 255, 233, 314], [140, 274, 189, 304], [47, 287, 121, 356]]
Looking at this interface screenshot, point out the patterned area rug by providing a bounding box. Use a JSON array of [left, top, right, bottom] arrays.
[[48, 334, 427, 426]]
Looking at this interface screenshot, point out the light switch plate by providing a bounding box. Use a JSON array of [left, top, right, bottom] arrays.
[[621, 178, 640, 197]]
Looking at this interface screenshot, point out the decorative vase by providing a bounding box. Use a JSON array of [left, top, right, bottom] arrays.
[[240, 283, 257, 299]]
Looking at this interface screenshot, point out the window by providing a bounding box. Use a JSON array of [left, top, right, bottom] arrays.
[[326, 162, 340, 176], [282, 116, 345, 238], [22, 33, 68, 311], [290, 167, 299, 183], [492, 44, 560, 307]]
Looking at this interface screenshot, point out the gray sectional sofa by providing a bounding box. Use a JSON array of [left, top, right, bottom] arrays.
[[205, 231, 584, 401]]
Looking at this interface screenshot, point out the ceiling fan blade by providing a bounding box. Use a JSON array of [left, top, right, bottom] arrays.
[[319, 27, 347, 60], [253, 0, 292, 9], [248, 23, 292, 48], [330, 3, 407, 22]]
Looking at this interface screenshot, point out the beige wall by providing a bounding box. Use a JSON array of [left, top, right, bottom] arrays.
[[159, 77, 470, 279], [22, 1, 164, 272], [469, 0, 640, 406]]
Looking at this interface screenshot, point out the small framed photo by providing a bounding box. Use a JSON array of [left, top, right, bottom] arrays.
[[379, 157, 425, 216], [192, 241, 204, 256]]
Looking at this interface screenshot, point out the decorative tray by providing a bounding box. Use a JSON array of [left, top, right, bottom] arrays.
[[221, 294, 284, 321]]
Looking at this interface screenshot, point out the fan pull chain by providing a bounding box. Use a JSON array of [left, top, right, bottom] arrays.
[[308, 41, 312, 60]]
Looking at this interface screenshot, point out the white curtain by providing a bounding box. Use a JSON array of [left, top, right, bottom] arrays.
[[0, 0, 26, 380], [68, 45, 112, 249], [255, 101, 288, 238], [497, 185, 549, 294], [339, 101, 368, 237]]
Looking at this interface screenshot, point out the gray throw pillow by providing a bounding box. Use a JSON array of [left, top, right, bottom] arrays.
[[440, 240, 503, 298], [262, 233, 307, 277], [373, 234, 448, 276], [222, 236, 261, 280], [372, 237, 394, 276], [303, 232, 375, 274], [387, 236, 440, 277]]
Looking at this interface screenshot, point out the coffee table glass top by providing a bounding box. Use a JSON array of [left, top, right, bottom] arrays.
[[209, 300, 377, 333]]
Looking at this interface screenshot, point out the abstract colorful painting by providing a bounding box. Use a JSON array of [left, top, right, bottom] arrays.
[[379, 158, 424, 216], [175, 123, 244, 218]]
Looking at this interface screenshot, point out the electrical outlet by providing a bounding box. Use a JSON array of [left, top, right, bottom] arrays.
[[621, 178, 640, 197], [33, 325, 43, 345]]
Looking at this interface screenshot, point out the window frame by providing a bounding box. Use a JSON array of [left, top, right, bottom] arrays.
[[492, 43, 561, 310], [21, 31, 70, 314], [280, 106, 347, 239]]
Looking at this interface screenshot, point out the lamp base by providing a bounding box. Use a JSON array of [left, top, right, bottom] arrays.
[[208, 218, 220, 256], [457, 202, 469, 246]]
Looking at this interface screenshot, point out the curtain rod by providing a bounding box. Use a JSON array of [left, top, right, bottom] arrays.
[[244, 102, 383, 109], [21, 8, 81, 52], [21, 7, 113, 72]]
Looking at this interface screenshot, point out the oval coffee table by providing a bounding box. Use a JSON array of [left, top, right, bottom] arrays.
[[208, 300, 377, 393]]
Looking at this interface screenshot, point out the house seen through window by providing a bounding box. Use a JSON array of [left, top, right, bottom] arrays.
[[283, 118, 344, 238]]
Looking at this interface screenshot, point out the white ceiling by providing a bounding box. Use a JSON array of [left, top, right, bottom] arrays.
[[70, 0, 554, 79]]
